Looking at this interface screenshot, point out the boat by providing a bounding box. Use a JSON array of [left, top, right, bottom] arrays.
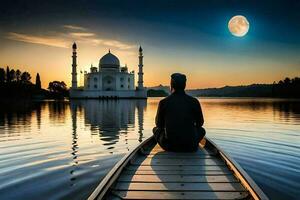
[[88, 136, 268, 200]]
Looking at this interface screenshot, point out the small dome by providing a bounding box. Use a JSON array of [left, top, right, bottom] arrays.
[[72, 42, 77, 49], [99, 51, 120, 69]]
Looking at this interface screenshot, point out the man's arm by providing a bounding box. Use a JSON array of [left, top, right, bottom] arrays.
[[155, 100, 165, 128], [194, 99, 204, 127]]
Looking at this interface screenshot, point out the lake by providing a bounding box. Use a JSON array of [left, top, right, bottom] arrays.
[[0, 98, 299, 200]]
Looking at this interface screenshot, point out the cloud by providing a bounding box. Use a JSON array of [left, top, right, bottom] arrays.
[[64, 24, 135, 50], [69, 32, 95, 37], [63, 25, 86, 31], [91, 38, 135, 50], [7, 32, 68, 48], [6, 26, 136, 50], [103, 40, 135, 50]]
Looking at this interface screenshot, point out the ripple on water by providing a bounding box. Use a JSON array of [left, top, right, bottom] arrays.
[[0, 98, 299, 200]]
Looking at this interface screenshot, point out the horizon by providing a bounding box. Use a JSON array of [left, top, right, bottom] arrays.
[[0, 0, 299, 89]]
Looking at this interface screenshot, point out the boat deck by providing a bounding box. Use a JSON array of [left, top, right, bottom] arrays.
[[107, 143, 250, 199]]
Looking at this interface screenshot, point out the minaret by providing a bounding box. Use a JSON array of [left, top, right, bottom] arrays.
[[71, 42, 78, 89], [138, 46, 144, 90]]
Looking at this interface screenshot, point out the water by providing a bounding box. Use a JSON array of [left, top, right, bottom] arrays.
[[0, 98, 299, 200]]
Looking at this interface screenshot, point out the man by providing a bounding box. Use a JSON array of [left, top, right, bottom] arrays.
[[153, 73, 206, 152]]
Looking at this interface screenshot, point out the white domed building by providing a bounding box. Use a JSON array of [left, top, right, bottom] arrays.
[[70, 43, 147, 98]]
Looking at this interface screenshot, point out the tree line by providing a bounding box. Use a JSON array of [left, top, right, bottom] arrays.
[[272, 77, 300, 98], [0, 66, 68, 99], [0, 67, 39, 87], [149, 76, 300, 98], [1, 66, 299, 99]]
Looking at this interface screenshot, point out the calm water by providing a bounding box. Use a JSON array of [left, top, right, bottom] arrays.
[[0, 98, 299, 200]]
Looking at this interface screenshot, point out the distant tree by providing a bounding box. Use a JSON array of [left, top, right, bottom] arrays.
[[35, 73, 41, 89], [147, 89, 168, 97], [273, 76, 300, 98], [0, 68, 5, 84], [0, 67, 46, 99], [292, 77, 300, 85], [48, 81, 68, 97], [6, 66, 10, 83], [9, 69, 16, 82], [20, 72, 31, 84], [16, 69, 21, 82], [284, 77, 291, 85]]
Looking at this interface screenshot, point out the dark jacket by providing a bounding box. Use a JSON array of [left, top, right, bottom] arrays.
[[155, 90, 204, 151]]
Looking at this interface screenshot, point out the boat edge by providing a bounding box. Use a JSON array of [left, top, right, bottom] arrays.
[[87, 136, 155, 200], [88, 135, 269, 200], [204, 137, 269, 200]]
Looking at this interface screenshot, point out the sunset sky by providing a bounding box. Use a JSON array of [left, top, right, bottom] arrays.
[[0, 0, 299, 89]]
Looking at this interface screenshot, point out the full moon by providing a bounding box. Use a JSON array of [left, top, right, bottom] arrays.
[[228, 15, 249, 37]]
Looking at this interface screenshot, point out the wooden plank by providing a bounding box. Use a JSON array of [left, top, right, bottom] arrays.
[[144, 152, 216, 156], [123, 170, 232, 175], [114, 182, 246, 192], [126, 165, 229, 171], [118, 174, 238, 183], [145, 149, 211, 155], [150, 144, 209, 152], [143, 154, 214, 159], [132, 157, 225, 166], [111, 190, 250, 200], [144, 145, 212, 155]]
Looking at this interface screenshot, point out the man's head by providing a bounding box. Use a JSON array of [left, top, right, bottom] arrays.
[[170, 73, 186, 92]]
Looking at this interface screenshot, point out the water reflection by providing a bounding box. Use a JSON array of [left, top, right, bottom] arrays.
[[0, 98, 299, 200], [68, 99, 147, 188], [70, 99, 147, 149], [70, 102, 78, 186], [137, 100, 147, 142], [48, 101, 69, 124], [201, 98, 300, 123]]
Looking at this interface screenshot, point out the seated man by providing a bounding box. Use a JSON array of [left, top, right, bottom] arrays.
[[153, 73, 206, 152]]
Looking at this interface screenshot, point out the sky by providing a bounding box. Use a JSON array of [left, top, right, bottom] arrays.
[[0, 0, 299, 89]]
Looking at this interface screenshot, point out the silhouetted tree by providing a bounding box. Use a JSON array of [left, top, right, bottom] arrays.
[[16, 69, 21, 82], [284, 77, 291, 85], [35, 73, 41, 89], [147, 89, 168, 97], [48, 81, 67, 93], [278, 80, 283, 84], [9, 69, 16, 82], [20, 72, 31, 84], [0, 67, 48, 99], [273, 76, 300, 98], [47, 81, 68, 98], [6, 66, 11, 83], [0, 68, 5, 84]]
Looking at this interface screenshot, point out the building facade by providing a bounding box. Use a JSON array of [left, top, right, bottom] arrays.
[[70, 43, 147, 98]]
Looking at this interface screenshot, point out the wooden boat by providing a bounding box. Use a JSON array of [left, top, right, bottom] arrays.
[[88, 136, 268, 200]]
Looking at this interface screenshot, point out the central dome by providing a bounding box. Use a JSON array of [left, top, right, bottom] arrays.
[[99, 51, 120, 70]]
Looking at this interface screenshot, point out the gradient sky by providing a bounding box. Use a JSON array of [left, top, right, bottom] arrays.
[[0, 0, 299, 89]]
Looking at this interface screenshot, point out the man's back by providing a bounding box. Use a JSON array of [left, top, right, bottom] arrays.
[[155, 90, 204, 151]]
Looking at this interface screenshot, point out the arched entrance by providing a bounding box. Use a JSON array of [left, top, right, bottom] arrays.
[[102, 75, 116, 91]]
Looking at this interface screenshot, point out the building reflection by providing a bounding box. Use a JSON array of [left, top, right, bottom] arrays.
[[68, 99, 146, 185], [70, 102, 78, 186], [136, 100, 147, 142], [70, 99, 147, 148]]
